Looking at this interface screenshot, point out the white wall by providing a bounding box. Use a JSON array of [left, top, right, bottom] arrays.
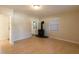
[[45, 10, 79, 44], [0, 15, 9, 40], [0, 7, 32, 43], [0, 7, 11, 40], [11, 11, 32, 41]]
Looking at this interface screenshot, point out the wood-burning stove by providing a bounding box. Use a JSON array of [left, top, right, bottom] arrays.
[[36, 21, 48, 38]]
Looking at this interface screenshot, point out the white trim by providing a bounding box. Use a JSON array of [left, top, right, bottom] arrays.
[[13, 33, 32, 42], [9, 9, 14, 45], [49, 36, 79, 44]]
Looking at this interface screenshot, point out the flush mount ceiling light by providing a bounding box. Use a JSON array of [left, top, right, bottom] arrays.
[[32, 5, 41, 10]]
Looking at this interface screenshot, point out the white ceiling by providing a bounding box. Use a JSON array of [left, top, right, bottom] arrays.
[[0, 5, 79, 17]]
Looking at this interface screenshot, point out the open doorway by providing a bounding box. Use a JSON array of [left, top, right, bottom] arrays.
[[32, 20, 39, 36]]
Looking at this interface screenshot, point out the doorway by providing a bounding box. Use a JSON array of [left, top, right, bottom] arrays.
[[32, 20, 39, 36]]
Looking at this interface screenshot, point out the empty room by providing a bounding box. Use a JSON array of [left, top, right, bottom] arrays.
[[0, 5, 79, 54]]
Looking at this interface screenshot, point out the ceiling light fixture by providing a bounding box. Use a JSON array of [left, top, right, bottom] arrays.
[[32, 5, 41, 10]]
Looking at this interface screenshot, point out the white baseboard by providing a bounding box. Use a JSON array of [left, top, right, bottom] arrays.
[[13, 33, 32, 42], [49, 36, 79, 44]]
